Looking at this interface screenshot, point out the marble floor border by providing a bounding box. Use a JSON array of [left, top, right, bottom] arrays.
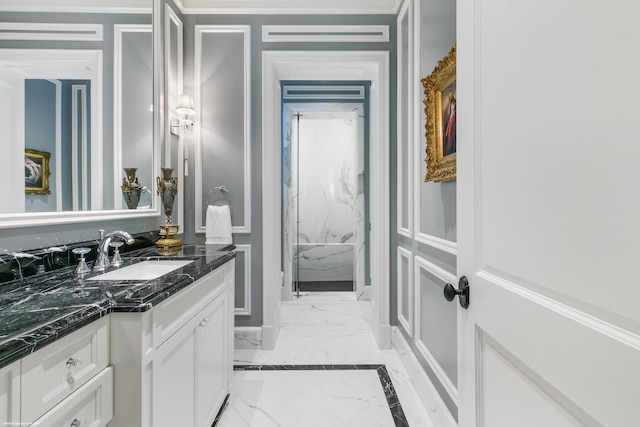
[[234, 364, 409, 427]]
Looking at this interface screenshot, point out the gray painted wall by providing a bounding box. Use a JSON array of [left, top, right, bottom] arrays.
[[180, 14, 396, 328], [395, 0, 458, 419]]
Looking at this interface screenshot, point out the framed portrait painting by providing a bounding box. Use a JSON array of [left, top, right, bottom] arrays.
[[25, 149, 51, 195], [422, 44, 456, 182]]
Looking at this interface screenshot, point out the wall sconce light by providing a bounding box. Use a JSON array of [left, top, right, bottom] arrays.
[[170, 93, 195, 137]]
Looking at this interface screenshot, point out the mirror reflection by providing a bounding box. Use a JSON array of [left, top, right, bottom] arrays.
[[0, 1, 154, 217]]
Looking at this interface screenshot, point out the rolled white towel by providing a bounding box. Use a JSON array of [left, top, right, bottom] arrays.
[[205, 204, 232, 244]]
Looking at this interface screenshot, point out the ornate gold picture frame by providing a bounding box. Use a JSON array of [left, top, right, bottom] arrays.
[[25, 149, 51, 195], [422, 44, 456, 182]]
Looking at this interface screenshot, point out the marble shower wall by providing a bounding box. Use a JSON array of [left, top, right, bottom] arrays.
[[282, 114, 295, 295], [295, 116, 357, 282]]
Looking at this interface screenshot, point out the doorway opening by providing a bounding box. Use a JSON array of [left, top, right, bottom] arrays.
[[261, 50, 390, 350], [280, 82, 371, 300]]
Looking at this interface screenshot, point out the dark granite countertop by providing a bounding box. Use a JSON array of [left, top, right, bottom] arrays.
[[0, 244, 235, 370]]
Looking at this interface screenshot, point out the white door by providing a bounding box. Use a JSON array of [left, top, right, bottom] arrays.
[[457, 1, 640, 426]]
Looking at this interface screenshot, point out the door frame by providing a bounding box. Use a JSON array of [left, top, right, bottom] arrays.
[[262, 50, 391, 349]]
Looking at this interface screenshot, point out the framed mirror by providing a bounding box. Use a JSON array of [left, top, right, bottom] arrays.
[[0, 0, 160, 229]]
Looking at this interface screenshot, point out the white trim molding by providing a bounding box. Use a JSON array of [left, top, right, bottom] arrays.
[[414, 255, 459, 406], [0, 0, 150, 13], [397, 246, 414, 337], [49, 79, 63, 212], [164, 4, 184, 231], [71, 84, 89, 211], [234, 244, 252, 316], [396, 0, 413, 238], [262, 50, 390, 350], [262, 25, 389, 43], [392, 327, 458, 427], [0, 23, 103, 41], [415, 232, 458, 255], [194, 25, 252, 235]]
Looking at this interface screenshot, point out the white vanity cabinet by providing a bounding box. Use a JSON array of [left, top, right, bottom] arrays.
[[0, 360, 20, 425], [0, 316, 113, 427], [110, 259, 234, 427]]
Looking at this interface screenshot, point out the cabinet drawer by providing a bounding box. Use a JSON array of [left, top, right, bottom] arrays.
[[21, 316, 109, 423], [30, 367, 113, 427], [153, 265, 227, 348]]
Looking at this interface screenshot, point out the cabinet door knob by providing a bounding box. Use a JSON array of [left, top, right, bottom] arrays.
[[66, 373, 76, 387], [70, 418, 86, 427], [66, 357, 82, 369]]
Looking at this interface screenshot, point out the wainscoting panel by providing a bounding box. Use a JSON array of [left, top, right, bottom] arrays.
[[234, 244, 251, 316], [397, 246, 414, 338], [414, 255, 458, 405]]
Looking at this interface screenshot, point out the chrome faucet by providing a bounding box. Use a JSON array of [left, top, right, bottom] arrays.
[[93, 230, 134, 271]]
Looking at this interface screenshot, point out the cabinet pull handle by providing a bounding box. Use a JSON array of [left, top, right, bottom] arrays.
[[70, 418, 86, 427], [66, 357, 82, 369]]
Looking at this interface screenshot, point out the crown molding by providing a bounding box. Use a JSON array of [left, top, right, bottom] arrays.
[[0, 0, 151, 13], [178, 0, 397, 14]]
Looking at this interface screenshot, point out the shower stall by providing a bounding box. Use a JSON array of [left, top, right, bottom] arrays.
[[281, 83, 370, 299]]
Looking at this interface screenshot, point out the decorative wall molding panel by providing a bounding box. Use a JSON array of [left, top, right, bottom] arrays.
[[0, 23, 103, 41], [396, 0, 413, 237], [414, 255, 458, 406], [164, 4, 184, 230], [262, 25, 389, 43], [397, 246, 414, 337], [113, 24, 152, 211], [282, 85, 366, 100], [415, 232, 457, 255], [194, 25, 252, 235], [234, 244, 252, 316]]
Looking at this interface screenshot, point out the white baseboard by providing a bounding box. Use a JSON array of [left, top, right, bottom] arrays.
[[392, 327, 457, 427], [234, 326, 262, 350]]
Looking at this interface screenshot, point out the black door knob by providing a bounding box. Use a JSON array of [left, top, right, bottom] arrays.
[[443, 276, 470, 309]]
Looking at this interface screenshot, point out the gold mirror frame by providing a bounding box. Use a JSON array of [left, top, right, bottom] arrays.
[[25, 149, 51, 196], [422, 44, 456, 182]]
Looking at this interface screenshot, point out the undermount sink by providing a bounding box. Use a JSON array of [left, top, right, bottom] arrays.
[[87, 260, 194, 281]]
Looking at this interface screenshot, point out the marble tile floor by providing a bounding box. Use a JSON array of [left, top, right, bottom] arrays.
[[217, 292, 438, 427]]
